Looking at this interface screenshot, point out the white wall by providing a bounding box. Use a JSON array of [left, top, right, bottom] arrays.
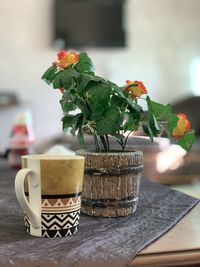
[[0, 0, 62, 149], [126, 0, 200, 103], [1, 0, 200, 149]]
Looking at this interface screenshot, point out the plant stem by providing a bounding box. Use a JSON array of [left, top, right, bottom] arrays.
[[124, 131, 133, 149], [100, 135, 108, 152], [94, 135, 100, 152], [83, 95, 92, 113], [105, 134, 110, 151], [116, 136, 125, 152]]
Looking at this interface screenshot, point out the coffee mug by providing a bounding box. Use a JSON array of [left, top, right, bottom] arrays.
[[15, 155, 85, 238]]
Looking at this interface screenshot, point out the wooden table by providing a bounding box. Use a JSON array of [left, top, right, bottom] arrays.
[[130, 202, 200, 266]]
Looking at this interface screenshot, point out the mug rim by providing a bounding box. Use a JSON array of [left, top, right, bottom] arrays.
[[21, 154, 85, 160]]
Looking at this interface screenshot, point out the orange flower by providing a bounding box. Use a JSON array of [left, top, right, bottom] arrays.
[[172, 113, 191, 139], [124, 80, 147, 98], [53, 50, 78, 69], [57, 50, 67, 60]]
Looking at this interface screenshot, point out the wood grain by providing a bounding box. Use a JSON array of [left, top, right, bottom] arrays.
[[129, 250, 200, 267], [130, 202, 200, 266], [76, 150, 143, 217]]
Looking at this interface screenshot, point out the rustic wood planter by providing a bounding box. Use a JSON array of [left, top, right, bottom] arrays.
[[75, 150, 143, 217]]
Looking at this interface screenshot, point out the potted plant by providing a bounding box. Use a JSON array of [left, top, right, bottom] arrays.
[[42, 50, 195, 217]]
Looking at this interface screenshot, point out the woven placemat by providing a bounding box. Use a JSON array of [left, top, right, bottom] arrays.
[[0, 159, 199, 267]]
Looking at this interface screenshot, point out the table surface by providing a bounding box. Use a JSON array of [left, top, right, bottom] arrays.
[[130, 197, 200, 266], [1, 159, 200, 267]]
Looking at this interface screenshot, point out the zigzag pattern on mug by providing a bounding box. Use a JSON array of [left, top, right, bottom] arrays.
[[42, 195, 81, 208], [42, 196, 81, 213], [24, 213, 30, 233], [42, 225, 78, 238], [41, 209, 80, 230]]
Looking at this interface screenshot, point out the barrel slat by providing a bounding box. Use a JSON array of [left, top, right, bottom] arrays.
[[76, 150, 143, 217]]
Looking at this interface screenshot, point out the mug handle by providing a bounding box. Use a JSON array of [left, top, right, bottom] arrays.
[[15, 168, 41, 229]]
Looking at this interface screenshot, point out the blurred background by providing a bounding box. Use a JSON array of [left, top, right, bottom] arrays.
[[1, 0, 200, 189]]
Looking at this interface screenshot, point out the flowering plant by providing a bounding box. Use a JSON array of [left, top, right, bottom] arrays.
[[42, 50, 195, 152]]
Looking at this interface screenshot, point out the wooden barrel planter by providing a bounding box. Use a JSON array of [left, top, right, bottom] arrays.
[[75, 150, 143, 217]]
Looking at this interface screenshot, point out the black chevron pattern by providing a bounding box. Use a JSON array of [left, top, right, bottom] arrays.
[[41, 210, 80, 231], [42, 225, 78, 238], [24, 213, 30, 234], [24, 210, 80, 237]]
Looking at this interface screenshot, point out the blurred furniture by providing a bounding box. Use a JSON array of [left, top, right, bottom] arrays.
[[37, 134, 200, 185], [149, 96, 200, 185], [144, 139, 200, 185], [172, 182, 200, 199], [0, 96, 62, 157], [0, 92, 19, 108], [131, 203, 200, 267]]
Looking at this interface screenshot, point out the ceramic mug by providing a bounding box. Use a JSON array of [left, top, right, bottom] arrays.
[[15, 155, 85, 238]]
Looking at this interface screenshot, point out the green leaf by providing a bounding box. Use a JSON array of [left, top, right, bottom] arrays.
[[61, 69, 76, 90], [61, 114, 75, 133], [146, 96, 153, 112], [61, 113, 85, 135], [87, 82, 112, 120], [92, 76, 105, 82], [149, 99, 178, 135], [177, 130, 195, 152], [112, 84, 143, 115], [53, 71, 63, 89], [127, 99, 144, 114], [142, 115, 161, 141], [150, 114, 161, 135], [123, 112, 140, 131], [148, 121, 161, 137], [168, 113, 178, 134], [41, 65, 58, 85], [113, 85, 127, 98], [61, 87, 76, 103], [96, 105, 122, 135], [145, 96, 161, 137], [75, 52, 94, 73], [76, 97, 91, 118], [86, 71, 95, 76], [60, 98, 75, 113], [66, 68, 80, 78], [150, 101, 171, 121], [77, 73, 93, 94], [142, 123, 154, 142], [52, 69, 77, 90], [111, 95, 127, 109], [69, 113, 84, 136], [77, 74, 107, 96]]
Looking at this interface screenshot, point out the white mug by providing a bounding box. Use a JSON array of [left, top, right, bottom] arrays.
[[15, 155, 85, 238]]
